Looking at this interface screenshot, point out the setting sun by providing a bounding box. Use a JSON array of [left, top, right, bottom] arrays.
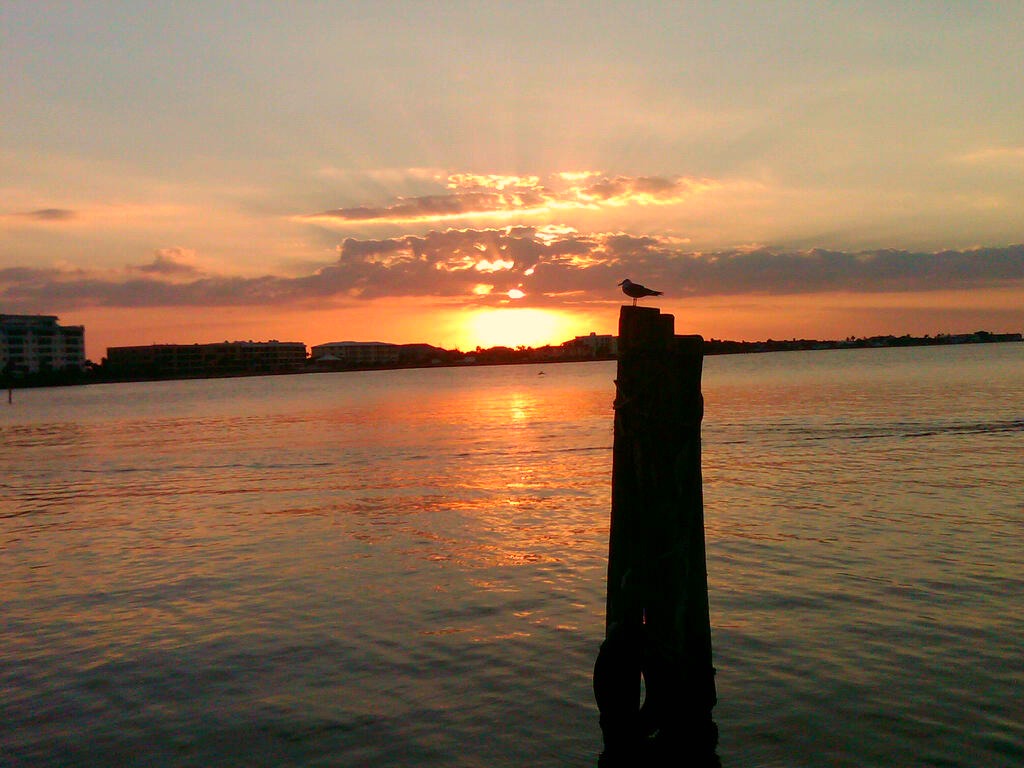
[[460, 308, 582, 350]]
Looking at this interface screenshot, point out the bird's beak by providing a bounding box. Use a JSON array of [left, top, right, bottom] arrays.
[[616, 280, 624, 286]]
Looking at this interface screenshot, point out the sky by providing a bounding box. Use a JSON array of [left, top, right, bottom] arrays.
[[2, 1, 1023, 360]]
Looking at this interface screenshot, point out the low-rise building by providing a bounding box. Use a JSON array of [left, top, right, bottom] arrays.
[[105, 340, 306, 378], [562, 332, 617, 359], [1, 314, 85, 374], [397, 343, 448, 365], [310, 341, 401, 366]]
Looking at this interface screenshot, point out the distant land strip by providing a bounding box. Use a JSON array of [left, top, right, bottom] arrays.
[[3, 330, 1021, 389]]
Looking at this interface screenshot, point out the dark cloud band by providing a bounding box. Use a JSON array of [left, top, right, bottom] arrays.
[[1, 229, 1020, 312]]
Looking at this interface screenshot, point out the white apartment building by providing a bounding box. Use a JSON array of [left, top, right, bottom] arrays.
[[564, 332, 618, 358], [0, 314, 86, 373]]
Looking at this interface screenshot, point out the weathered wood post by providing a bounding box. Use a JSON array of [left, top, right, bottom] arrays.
[[594, 305, 717, 763]]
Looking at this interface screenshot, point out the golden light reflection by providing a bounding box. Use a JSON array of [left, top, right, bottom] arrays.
[[509, 394, 531, 422]]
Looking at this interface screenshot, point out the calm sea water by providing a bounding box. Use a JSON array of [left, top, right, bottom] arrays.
[[2, 344, 1022, 768]]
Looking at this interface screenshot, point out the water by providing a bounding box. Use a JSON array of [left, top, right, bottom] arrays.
[[2, 344, 1021, 767]]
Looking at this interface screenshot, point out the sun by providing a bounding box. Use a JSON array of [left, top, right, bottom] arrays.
[[460, 308, 582, 350]]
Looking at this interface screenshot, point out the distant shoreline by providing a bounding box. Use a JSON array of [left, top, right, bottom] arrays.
[[4, 331, 1020, 390]]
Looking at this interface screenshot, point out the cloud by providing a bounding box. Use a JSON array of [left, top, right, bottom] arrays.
[[571, 175, 716, 206], [309, 191, 541, 224], [27, 208, 77, 221], [1, 202, 204, 240], [128, 248, 204, 278], [447, 173, 542, 191], [1, 208, 78, 223], [953, 146, 1024, 166], [299, 171, 717, 226], [2, 227, 1021, 314], [316, 166, 446, 183]]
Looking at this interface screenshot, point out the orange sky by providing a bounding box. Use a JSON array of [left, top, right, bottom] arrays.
[[3, 4, 1023, 360], [70, 285, 1023, 362]]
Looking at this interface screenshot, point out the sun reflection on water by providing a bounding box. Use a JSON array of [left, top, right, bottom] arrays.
[[4, 346, 1021, 767]]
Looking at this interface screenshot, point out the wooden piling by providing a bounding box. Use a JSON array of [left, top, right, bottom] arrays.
[[594, 305, 717, 761]]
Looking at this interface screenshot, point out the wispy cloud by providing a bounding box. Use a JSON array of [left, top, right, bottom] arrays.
[[2, 208, 78, 223], [315, 166, 446, 183], [127, 248, 204, 279], [27, 208, 77, 221], [952, 146, 1024, 166], [1, 202, 197, 230], [299, 172, 718, 226], [3, 227, 1020, 313]]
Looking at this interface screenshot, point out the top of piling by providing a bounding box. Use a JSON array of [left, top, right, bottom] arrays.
[[618, 305, 702, 355]]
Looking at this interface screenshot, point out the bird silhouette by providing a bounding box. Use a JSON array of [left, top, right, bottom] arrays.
[[617, 278, 663, 306]]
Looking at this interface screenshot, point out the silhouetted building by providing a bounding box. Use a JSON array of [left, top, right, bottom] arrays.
[[563, 332, 617, 359], [397, 343, 447, 364], [106, 341, 306, 378], [1, 314, 85, 374], [310, 341, 400, 366]]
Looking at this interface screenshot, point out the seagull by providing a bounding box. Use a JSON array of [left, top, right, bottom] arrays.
[[617, 278, 663, 306]]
